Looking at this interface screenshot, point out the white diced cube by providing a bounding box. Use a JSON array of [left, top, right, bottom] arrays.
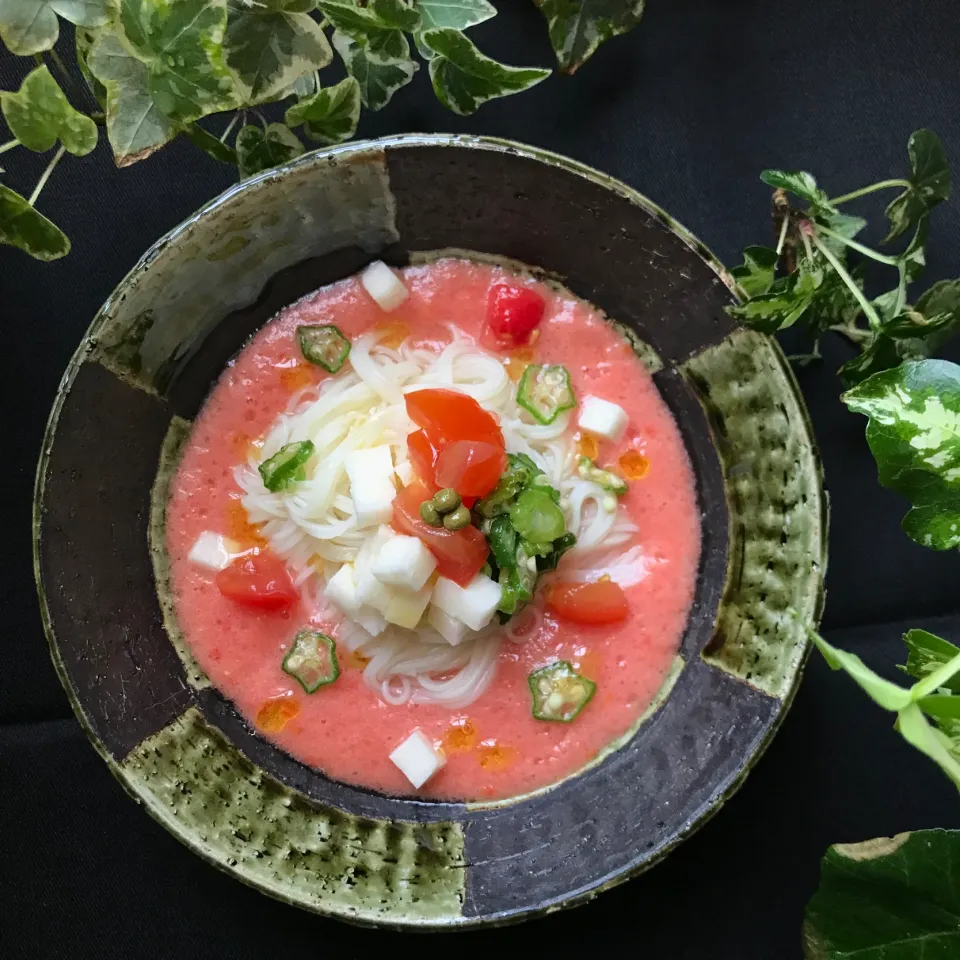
[[361, 260, 409, 312], [372, 534, 437, 591], [384, 583, 433, 630], [355, 607, 388, 637], [345, 445, 396, 527], [325, 563, 361, 614], [428, 605, 470, 646], [432, 574, 502, 632], [188, 532, 240, 571], [395, 459, 414, 486], [356, 563, 394, 615], [389, 728, 445, 788], [578, 395, 629, 443]]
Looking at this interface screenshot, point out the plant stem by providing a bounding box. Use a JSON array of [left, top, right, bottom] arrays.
[[776, 214, 789, 255], [219, 113, 240, 143], [0, 138, 20, 155], [812, 232, 883, 331], [830, 178, 911, 205], [800, 227, 814, 263], [816, 223, 902, 266], [29, 145, 65, 206]]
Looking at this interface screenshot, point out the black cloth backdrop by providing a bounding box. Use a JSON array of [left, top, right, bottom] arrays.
[[4, 2, 960, 956]]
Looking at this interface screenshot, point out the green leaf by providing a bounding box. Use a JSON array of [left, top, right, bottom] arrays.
[[76, 28, 108, 108], [331, 28, 416, 111], [901, 628, 960, 694], [182, 121, 236, 165], [813, 209, 868, 257], [314, 0, 396, 34], [422, 27, 550, 116], [885, 129, 950, 242], [0, 0, 109, 56], [898, 703, 960, 789], [88, 30, 177, 166], [0, 65, 97, 156], [803, 829, 960, 959], [235, 122, 303, 177], [284, 75, 360, 143], [534, 0, 644, 74], [812, 633, 912, 712], [414, 0, 493, 35], [223, 0, 331, 104], [729, 245, 778, 298], [118, 0, 240, 125], [838, 335, 902, 387], [760, 169, 836, 214], [726, 262, 823, 333], [0, 181, 70, 260], [369, 0, 420, 31], [843, 359, 960, 550]]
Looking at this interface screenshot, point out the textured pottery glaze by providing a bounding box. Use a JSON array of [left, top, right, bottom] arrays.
[[34, 135, 826, 928]]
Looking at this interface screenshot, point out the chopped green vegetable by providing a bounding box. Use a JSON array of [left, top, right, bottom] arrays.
[[510, 487, 566, 544], [433, 487, 461, 514], [517, 363, 576, 425], [488, 514, 517, 569], [258, 440, 314, 492], [419, 500, 442, 526], [498, 555, 534, 616], [297, 324, 351, 372], [538, 531, 577, 572], [528, 661, 596, 722], [442, 504, 471, 530], [282, 630, 339, 693], [577, 456, 628, 495], [476, 452, 543, 517]]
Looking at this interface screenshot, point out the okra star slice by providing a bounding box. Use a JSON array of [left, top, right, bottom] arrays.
[[517, 363, 577, 424], [282, 630, 340, 693], [258, 440, 314, 492], [528, 660, 596, 722], [297, 324, 351, 372]]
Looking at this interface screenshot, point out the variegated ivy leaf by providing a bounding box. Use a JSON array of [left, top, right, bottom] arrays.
[[88, 30, 177, 166], [422, 28, 550, 116], [534, 0, 644, 74], [236, 122, 303, 178], [314, 0, 398, 35], [331, 28, 416, 111], [223, 0, 331, 104], [413, 0, 495, 58], [0, 182, 70, 260], [0, 0, 109, 56], [117, 0, 240, 125], [284, 75, 360, 143], [0, 65, 97, 156], [843, 359, 960, 550]]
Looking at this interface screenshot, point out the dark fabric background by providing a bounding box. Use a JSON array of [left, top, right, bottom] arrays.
[[3, 2, 960, 956]]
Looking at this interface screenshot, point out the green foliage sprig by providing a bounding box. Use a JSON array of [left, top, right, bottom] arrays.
[[0, 0, 647, 260]]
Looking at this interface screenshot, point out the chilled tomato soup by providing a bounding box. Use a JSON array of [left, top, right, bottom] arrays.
[[165, 257, 700, 801]]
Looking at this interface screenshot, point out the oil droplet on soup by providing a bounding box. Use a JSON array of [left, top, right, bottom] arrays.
[[443, 718, 478, 753], [257, 696, 300, 732], [225, 498, 267, 547], [478, 742, 517, 771], [576, 433, 599, 460], [618, 449, 650, 480], [374, 320, 410, 348], [279, 364, 316, 393]]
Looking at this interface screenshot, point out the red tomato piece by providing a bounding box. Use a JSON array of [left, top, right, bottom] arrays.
[[405, 389, 504, 447], [486, 284, 546, 346], [545, 580, 629, 625], [216, 551, 297, 610], [407, 428, 440, 489], [392, 482, 488, 586], [434, 440, 508, 498]]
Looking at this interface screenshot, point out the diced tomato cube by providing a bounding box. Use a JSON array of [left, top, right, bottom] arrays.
[[216, 551, 297, 609], [486, 284, 546, 346], [545, 580, 629, 625], [434, 440, 508, 498]]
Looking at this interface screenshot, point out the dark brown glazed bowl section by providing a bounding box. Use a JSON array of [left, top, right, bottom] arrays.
[[33, 135, 826, 928]]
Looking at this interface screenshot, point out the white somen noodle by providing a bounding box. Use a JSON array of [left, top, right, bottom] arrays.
[[236, 325, 649, 707]]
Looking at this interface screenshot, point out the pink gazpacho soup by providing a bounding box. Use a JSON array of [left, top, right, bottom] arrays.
[[165, 257, 701, 801]]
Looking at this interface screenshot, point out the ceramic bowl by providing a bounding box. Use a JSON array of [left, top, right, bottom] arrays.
[[33, 134, 826, 928]]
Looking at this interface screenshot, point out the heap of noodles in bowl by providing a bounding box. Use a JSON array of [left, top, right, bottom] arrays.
[[165, 257, 701, 800]]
